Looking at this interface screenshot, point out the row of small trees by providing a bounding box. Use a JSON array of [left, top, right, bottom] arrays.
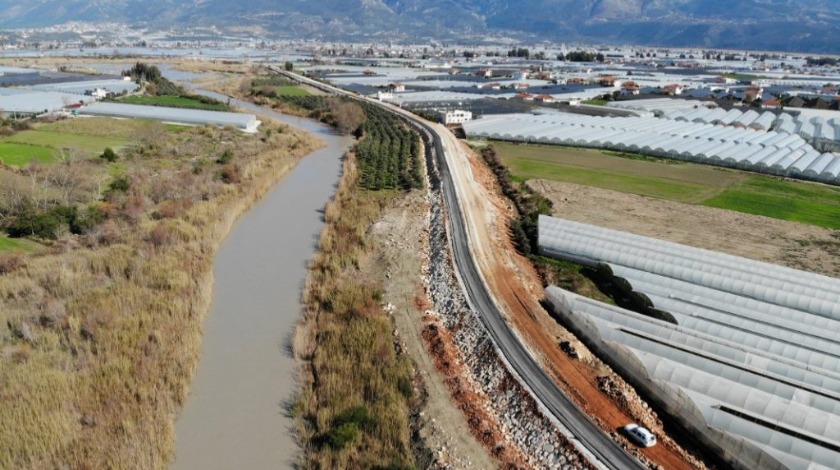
[[272, 94, 423, 191], [354, 104, 423, 191]]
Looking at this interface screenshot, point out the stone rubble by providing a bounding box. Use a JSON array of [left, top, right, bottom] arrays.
[[417, 133, 595, 470]]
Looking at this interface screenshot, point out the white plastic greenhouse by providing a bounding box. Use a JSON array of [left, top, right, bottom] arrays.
[[609, 98, 840, 151], [462, 113, 840, 185], [540, 215, 840, 470], [79, 102, 260, 132]]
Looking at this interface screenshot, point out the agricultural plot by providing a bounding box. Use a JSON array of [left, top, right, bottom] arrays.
[[274, 85, 310, 96], [5, 130, 127, 154], [355, 105, 423, 190], [45, 116, 157, 138], [117, 94, 229, 111], [0, 117, 151, 167], [494, 142, 840, 229], [703, 177, 840, 229], [494, 142, 744, 202]]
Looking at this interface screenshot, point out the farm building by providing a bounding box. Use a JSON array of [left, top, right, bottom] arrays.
[[439, 109, 473, 125], [539, 215, 840, 470], [78, 102, 260, 132]]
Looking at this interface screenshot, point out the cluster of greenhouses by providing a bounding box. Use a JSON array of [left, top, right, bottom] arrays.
[[540, 215, 840, 470], [463, 113, 840, 184]]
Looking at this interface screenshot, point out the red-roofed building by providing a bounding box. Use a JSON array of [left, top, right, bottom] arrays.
[[599, 76, 622, 88], [663, 84, 684, 95], [622, 81, 640, 95], [761, 99, 782, 109]]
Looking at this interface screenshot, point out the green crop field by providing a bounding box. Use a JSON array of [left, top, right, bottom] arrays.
[[703, 177, 840, 229], [0, 142, 56, 167], [6, 130, 127, 154], [275, 85, 310, 96], [493, 141, 840, 229], [494, 142, 745, 202], [503, 157, 717, 202], [118, 95, 229, 111]]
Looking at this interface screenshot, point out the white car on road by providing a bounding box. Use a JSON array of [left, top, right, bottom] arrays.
[[623, 424, 657, 447]]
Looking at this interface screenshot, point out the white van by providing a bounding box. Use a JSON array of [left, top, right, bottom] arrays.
[[623, 424, 657, 447]]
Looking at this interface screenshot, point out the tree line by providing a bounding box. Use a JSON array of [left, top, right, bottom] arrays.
[[274, 94, 424, 191]]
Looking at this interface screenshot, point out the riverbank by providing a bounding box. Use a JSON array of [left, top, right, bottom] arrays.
[[0, 117, 322, 468], [172, 110, 351, 469]]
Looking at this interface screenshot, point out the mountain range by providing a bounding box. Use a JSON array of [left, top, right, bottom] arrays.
[[1, 0, 839, 53]]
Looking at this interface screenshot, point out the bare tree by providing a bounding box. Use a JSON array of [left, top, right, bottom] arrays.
[[329, 100, 366, 135]]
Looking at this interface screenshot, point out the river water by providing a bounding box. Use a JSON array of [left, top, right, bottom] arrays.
[[171, 97, 351, 469]]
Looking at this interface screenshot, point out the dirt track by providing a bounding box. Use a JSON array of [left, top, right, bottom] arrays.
[[440, 130, 708, 470], [369, 191, 498, 469], [529, 179, 840, 278]]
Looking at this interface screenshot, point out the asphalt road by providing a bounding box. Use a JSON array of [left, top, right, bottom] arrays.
[[270, 67, 647, 470]]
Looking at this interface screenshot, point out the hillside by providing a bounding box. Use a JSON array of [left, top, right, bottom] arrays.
[[1, 0, 838, 53]]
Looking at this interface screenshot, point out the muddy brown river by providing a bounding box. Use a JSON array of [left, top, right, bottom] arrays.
[[172, 98, 352, 469]]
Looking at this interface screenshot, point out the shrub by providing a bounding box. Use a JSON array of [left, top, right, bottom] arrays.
[[83, 219, 121, 247], [334, 406, 378, 431], [326, 422, 360, 449], [100, 147, 118, 162], [108, 175, 131, 193], [216, 149, 234, 164], [219, 164, 240, 184], [147, 223, 173, 247], [8, 206, 77, 239], [153, 199, 193, 220], [70, 205, 107, 234], [0, 252, 24, 275]]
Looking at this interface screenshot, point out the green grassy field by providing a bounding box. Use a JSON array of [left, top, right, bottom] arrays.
[[0, 142, 56, 166], [6, 130, 127, 154], [0, 235, 38, 252], [582, 99, 609, 106], [118, 95, 229, 111], [493, 141, 840, 229], [505, 157, 717, 202], [494, 142, 744, 203], [703, 177, 840, 229], [46, 116, 156, 138], [275, 85, 310, 96], [0, 118, 145, 166]]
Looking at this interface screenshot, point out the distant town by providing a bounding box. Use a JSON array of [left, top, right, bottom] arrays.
[[2, 20, 840, 470]]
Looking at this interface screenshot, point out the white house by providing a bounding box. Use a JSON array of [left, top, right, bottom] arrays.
[[376, 90, 394, 101], [86, 88, 108, 99], [440, 109, 473, 125], [514, 70, 529, 80]]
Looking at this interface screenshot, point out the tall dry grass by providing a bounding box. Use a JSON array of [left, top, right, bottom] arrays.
[[0, 122, 322, 469], [295, 152, 416, 469]]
